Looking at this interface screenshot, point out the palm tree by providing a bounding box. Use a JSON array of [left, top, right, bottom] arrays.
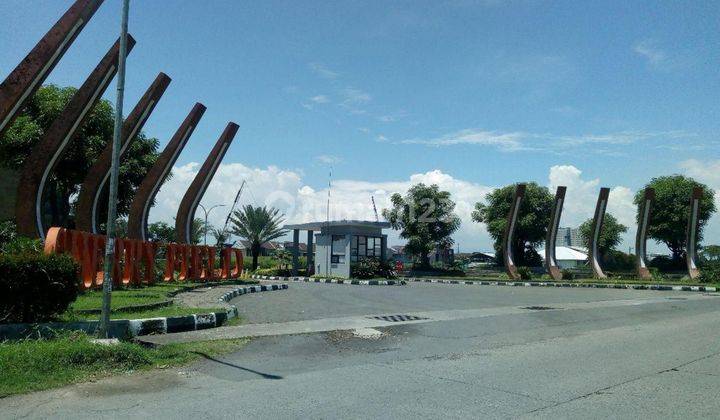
[[230, 205, 286, 270]]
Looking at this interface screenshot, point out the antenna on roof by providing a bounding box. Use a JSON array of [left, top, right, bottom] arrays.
[[218, 179, 245, 246], [371, 196, 379, 222]]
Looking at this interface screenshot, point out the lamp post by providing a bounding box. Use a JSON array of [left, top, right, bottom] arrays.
[[198, 204, 225, 245], [99, 0, 129, 338]]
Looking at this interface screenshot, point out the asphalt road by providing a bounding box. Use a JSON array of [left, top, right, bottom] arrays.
[[3, 283, 720, 419]]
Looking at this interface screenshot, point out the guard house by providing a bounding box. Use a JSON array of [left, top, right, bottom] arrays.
[[284, 220, 391, 278]]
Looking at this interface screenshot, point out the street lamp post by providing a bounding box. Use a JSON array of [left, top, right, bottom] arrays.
[[99, 0, 130, 338], [198, 204, 225, 245]]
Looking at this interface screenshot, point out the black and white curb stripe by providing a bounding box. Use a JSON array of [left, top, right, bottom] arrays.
[[129, 284, 289, 337], [251, 274, 405, 286], [403, 277, 718, 292]]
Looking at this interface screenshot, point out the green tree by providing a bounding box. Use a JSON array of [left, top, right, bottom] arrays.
[[472, 183, 553, 267], [634, 175, 715, 261], [274, 249, 292, 270], [578, 213, 628, 263], [0, 85, 160, 228], [147, 221, 176, 243], [230, 205, 286, 270], [382, 183, 460, 268], [702, 245, 720, 263]]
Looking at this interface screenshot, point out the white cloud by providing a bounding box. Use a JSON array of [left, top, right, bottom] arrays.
[[376, 134, 388, 142], [315, 154, 343, 164], [401, 129, 530, 152], [378, 115, 396, 122], [548, 165, 636, 250], [341, 87, 372, 104], [633, 39, 666, 66], [400, 128, 694, 153], [309, 95, 330, 104], [308, 62, 339, 79], [679, 159, 720, 245], [150, 163, 495, 249]]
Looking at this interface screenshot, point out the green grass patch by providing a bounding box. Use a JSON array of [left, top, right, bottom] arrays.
[[0, 332, 248, 397]]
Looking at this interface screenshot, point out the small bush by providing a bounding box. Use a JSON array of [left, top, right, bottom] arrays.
[[2, 236, 43, 255], [561, 269, 575, 280], [698, 262, 720, 284], [351, 258, 396, 279], [517, 266, 532, 280], [0, 253, 80, 323]]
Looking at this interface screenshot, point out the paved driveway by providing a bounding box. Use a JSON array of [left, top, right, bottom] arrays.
[[3, 283, 719, 419]]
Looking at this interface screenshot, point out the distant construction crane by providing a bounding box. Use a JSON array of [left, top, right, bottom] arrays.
[[371, 196, 379, 222], [218, 180, 246, 246]]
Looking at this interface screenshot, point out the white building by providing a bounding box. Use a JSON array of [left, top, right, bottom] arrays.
[[539, 246, 588, 269]]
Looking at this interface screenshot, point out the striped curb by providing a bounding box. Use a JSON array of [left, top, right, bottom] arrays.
[[403, 277, 718, 292], [251, 274, 405, 286], [0, 284, 289, 340]]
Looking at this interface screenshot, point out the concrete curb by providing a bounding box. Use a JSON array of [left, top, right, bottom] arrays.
[[251, 274, 405, 286], [403, 277, 718, 292], [0, 284, 289, 340]]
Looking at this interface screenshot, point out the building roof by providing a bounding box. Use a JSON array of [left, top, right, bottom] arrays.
[[284, 220, 391, 231], [538, 246, 588, 261]]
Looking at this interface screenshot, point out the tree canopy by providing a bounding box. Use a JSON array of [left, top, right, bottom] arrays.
[[578, 213, 628, 263], [0, 84, 160, 230], [634, 175, 715, 260], [472, 182, 553, 267], [382, 183, 460, 268], [230, 205, 286, 270]]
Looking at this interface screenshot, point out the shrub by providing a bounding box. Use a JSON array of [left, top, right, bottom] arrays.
[[0, 253, 80, 323], [561, 269, 575, 280], [351, 258, 397, 279], [517, 266, 532, 280], [2, 236, 43, 255], [698, 262, 720, 284]]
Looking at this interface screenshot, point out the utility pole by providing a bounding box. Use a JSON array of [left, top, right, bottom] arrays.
[[99, 0, 130, 338], [198, 203, 225, 245]]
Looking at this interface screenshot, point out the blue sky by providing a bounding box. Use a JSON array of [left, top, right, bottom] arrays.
[[2, 0, 719, 251]]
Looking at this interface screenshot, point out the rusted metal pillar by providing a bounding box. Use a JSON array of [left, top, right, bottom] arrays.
[[635, 188, 655, 279], [686, 187, 703, 280], [75, 72, 171, 234], [0, 0, 104, 137], [126, 103, 206, 240], [502, 183, 526, 280], [545, 186, 567, 281], [175, 122, 239, 244], [589, 187, 610, 279], [15, 36, 136, 239]]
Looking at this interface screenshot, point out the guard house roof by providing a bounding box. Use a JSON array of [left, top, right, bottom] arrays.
[[283, 220, 391, 231]]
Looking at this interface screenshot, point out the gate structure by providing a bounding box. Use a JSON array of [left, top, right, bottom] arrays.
[[635, 187, 654, 279], [175, 122, 239, 244], [589, 187, 610, 279], [15, 36, 135, 239], [126, 103, 206, 240], [545, 186, 567, 280], [75, 72, 171, 233], [0, 0, 104, 137], [686, 187, 703, 279], [502, 183, 526, 280]]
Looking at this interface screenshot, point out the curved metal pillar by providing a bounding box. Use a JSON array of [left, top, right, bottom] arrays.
[[686, 187, 703, 279], [0, 0, 104, 137], [15, 36, 135, 239], [127, 103, 206, 240], [545, 186, 566, 280], [175, 122, 239, 244], [75, 72, 171, 234], [501, 183, 526, 280], [635, 187, 655, 279], [589, 187, 610, 279]]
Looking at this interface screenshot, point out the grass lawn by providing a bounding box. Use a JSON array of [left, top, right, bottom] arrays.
[[57, 280, 256, 321], [0, 332, 248, 397]]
